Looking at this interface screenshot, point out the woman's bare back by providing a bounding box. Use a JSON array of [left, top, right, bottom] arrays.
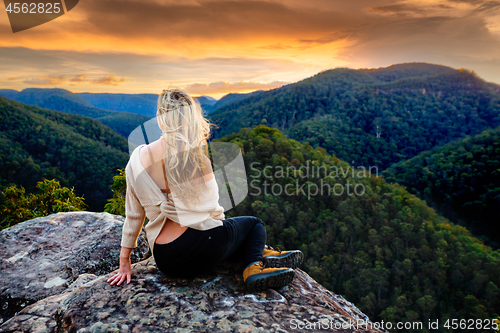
[[139, 138, 214, 245]]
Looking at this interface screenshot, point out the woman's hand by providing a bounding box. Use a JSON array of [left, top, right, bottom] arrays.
[[107, 256, 132, 286]]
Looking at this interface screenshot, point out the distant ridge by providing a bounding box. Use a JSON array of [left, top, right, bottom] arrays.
[[0, 88, 94, 108], [78, 92, 222, 116], [77, 92, 158, 117], [1, 88, 268, 125], [0, 88, 150, 138], [209, 62, 500, 170], [214, 90, 264, 109], [358, 62, 456, 81]]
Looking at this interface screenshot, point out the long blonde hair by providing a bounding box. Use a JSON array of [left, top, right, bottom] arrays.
[[157, 88, 213, 208]]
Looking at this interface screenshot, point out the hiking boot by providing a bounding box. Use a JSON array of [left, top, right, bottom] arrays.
[[243, 261, 294, 293], [262, 245, 303, 269]]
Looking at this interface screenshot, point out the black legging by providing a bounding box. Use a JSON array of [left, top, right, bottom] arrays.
[[153, 216, 266, 277]]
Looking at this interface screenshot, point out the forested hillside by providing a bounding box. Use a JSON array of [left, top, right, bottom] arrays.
[[213, 90, 264, 109], [0, 96, 129, 212], [215, 125, 499, 331], [382, 126, 500, 248], [195, 95, 217, 113], [0, 88, 150, 138], [209, 63, 500, 171]]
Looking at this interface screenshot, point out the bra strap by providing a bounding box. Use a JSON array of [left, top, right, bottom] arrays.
[[160, 159, 170, 193]]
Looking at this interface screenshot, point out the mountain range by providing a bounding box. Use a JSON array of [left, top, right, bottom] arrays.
[[76, 91, 261, 115], [0, 88, 263, 138], [208, 63, 500, 171], [0, 88, 150, 138]]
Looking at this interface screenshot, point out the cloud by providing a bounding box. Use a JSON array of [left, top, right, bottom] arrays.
[[23, 75, 66, 85], [345, 0, 500, 57], [70, 74, 87, 83], [258, 43, 294, 50], [366, 3, 427, 16], [474, 0, 500, 12], [184, 80, 291, 95], [78, 0, 352, 41], [366, 0, 500, 17], [0, 46, 309, 93], [90, 75, 129, 85], [22, 74, 129, 86], [297, 31, 353, 47], [1, 0, 500, 92], [0, 0, 357, 58]]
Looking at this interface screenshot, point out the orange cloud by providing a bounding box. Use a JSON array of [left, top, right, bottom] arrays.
[[23, 75, 66, 85], [21, 74, 129, 86], [184, 80, 290, 95], [0, 0, 355, 60], [90, 75, 129, 86], [70, 74, 87, 83], [1, 0, 500, 92]]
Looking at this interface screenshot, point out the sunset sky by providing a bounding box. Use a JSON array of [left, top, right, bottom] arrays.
[[1, 0, 500, 99]]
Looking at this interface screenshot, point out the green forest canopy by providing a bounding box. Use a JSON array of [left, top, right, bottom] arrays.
[[213, 125, 499, 332], [383, 126, 500, 248], [0, 96, 129, 213]]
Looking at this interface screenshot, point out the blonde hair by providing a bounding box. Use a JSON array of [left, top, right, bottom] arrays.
[[157, 88, 213, 208]]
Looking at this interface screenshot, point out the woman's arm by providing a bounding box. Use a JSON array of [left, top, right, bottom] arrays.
[[107, 246, 133, 286], [108, 167, 146, 286], [120, 168, 146, 249]]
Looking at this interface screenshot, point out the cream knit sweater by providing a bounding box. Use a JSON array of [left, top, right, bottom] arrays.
[[121, 144, 225, 253]]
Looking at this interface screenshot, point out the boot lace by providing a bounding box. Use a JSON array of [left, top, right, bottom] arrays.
[[254, 261, 265, 272], [265, 244, 282, 253]]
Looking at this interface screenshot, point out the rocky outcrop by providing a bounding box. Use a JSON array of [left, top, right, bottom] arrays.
[[1, 212, 385, 333], [0, 212, 150, 324]]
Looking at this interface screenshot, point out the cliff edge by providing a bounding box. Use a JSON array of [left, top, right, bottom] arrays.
[[0, 212, 385, 333]]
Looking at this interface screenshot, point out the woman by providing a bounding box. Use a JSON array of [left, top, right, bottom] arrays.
[[107, 88, 303, 292]]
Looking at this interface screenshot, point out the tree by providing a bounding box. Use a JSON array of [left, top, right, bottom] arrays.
[[104, 168, 126, 216], [417, 295, 437, 320], [1, 179, 86, 229]]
